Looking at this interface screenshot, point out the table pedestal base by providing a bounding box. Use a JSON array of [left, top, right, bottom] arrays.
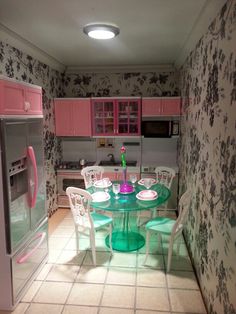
[[105, 231, 145, 252]]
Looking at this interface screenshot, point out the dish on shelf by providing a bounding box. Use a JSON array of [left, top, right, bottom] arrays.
[[138, 178, 156, 186], [93, 178, 112, 188], [91, 191, 110, 202], [136, 190, 158, 201]]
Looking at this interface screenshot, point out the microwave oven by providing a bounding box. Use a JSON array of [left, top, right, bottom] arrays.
[[141, 120, 179, 138]]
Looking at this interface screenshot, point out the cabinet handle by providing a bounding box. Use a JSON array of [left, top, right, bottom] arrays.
[[24, 101, 30, 111]]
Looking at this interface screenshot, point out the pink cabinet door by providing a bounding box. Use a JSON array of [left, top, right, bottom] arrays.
[[162, 98, 180, 115], [0, 79, 42, 115], [142, 98, 162, 116], [73, 99, 92, 136], [116, 98, 141, 135], [92, 99, 115, 136], [0, 80, 25, 114], [24, 86, 42, 114], [54, 100, 73, 136]]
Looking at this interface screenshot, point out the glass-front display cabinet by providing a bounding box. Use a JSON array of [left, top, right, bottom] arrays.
[[92, 98, 141, 136]]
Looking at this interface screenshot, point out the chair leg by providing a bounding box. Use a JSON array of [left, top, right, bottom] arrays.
[[151, 207, 157, 218], [176, 238, 181, 255], [144, 230, 150, 264], [89, 231, 96, 266], [157, 232, 162, 253], [108, 224, 113, 255], [75, 226, 79, 254], [167, 237, 175, 273]]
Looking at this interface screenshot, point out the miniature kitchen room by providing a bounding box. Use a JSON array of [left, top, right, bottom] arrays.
[[0, 1, 235, 314]]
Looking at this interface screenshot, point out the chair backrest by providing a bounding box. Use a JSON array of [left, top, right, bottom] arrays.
[[155, 166, 176, 189], [66, 187, 94, 229], [172, 190, 191, 237], [81, 166, 104, 188]]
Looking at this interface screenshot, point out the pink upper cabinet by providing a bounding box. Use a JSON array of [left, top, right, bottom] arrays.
[[142, 97, 180, 117], [54, 98, 92, 136], [162, 98, 181, 115], [0, 77, 42, 115], [142, 98, 162, 116], [92, 97, 141, 136]]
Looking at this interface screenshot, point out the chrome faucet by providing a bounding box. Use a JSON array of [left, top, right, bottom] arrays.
[[107, 153, 115, 163]]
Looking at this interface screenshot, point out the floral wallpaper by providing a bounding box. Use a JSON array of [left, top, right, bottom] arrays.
[[0, 41, 65, 216], [179, 0, 236, 313], [65, 71, 179, 97]]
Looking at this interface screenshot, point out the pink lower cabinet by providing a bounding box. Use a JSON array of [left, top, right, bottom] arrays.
[[142, 97, 180, 117], [54, 98, 92, 136], [0, 76, 42, 115]]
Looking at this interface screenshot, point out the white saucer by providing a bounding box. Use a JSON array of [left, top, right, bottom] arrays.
[[91, 191, 110, 202], [136, 190, 158, 201], [94, 178, 112, 188], [138, 178, 156, 186]]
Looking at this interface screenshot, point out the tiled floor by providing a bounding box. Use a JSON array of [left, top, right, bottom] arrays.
[[5, 209, 207, 314]]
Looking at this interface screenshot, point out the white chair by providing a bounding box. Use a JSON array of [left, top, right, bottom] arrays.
[[155, 166, 176, 191], [81, 166, 104, 188], [137, 166, 176, 226], [66, 187, 113, 266], [153, 166, 176, 215], [144, 189, 191, 272]]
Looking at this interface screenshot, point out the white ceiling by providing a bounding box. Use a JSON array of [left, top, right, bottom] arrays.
[[0, 0, 225, 71]]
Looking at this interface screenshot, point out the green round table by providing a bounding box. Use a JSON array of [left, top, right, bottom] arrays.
[[88, 181, 170, 252]]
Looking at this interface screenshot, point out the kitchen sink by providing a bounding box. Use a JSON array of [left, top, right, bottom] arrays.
[[99, 160, 137, 167]]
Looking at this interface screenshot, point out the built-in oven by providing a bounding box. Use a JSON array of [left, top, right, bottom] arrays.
[[57, 171, 85, 207]]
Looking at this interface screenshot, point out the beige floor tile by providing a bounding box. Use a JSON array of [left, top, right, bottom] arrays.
[[62, 305, 98, 314], [0, 302, 30, 314], [83, 251, 111, 266], [36, 263, 53, 280], [164, 255, 193, 271], [167, 271, 199, 289], [48, 208, 70, 236], [33, 281, 72, 304], [25, 303, 64, 314], [137, 254, 164, 269], [136, 269, 166, 287], [65, 237, 90, 250], [51, 227, 75, 238], [46, 264, 80, 282], [76, 266, 108, 283], [136, 287, 170, 311], [100, 308, 134, 314], [101, 285, 135, 308], [136, 311, 170, 314], [67, 283, 103, 306], [56, 250, 86, 265], [106, 267, 136, 285], [169, 289, 206, 313], [162, 242, 188, 256], [49, 237, 70, 250], [109, 252, 137, 268], [47, 249, 63, 263], [21, 281, 42, 302], [138, 241, 163, 254]]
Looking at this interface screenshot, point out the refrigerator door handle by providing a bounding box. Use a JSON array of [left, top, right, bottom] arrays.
[[27, 146, 38, 208], [16, 232, 46, 264]]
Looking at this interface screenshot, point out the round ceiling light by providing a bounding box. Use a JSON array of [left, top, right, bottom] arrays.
[[83, 23, 120, 40]]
